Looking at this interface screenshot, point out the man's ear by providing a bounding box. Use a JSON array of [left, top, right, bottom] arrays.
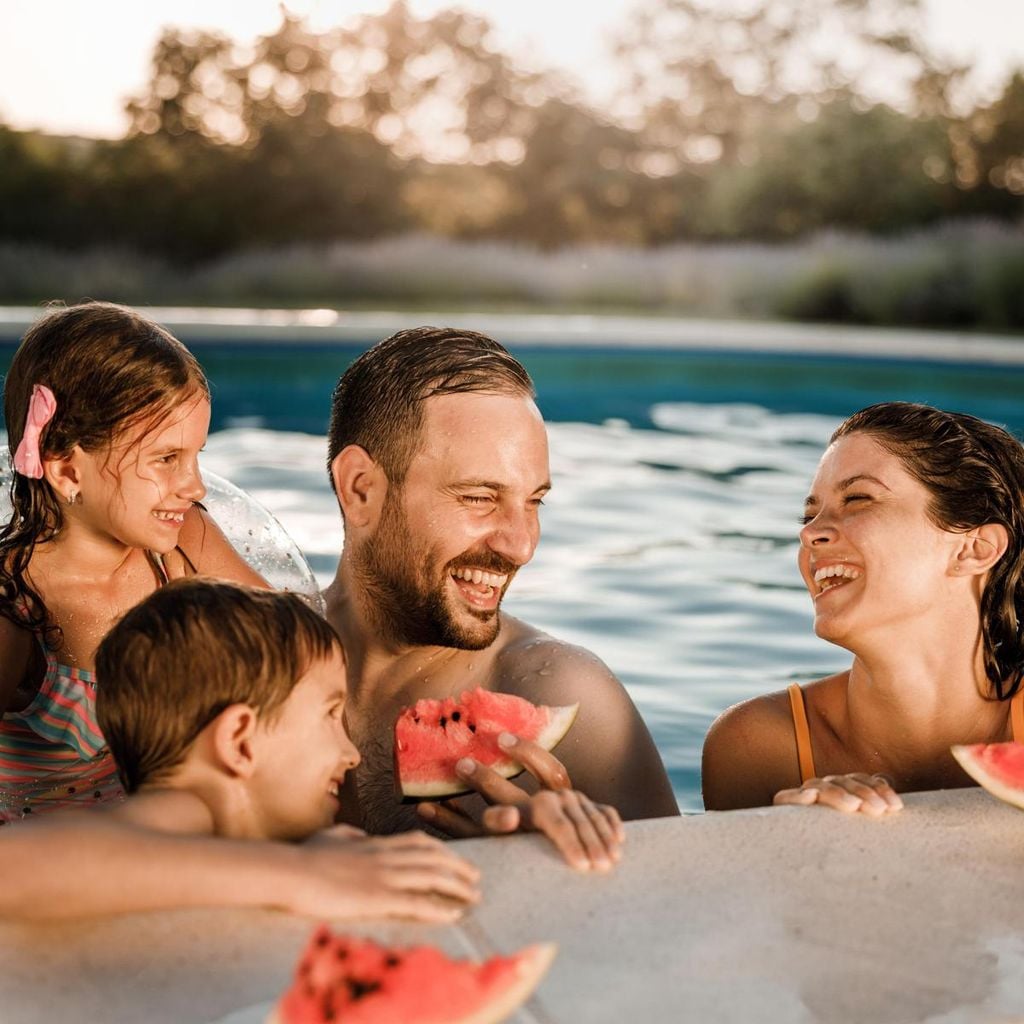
[[41, 448, 82, 505], [952, 523, 1009, 577], [330, 444, 388, 529], [208, 704, 260, 779]]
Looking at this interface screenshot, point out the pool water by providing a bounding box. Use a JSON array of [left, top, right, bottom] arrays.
[[5, 339, 1024, 810]]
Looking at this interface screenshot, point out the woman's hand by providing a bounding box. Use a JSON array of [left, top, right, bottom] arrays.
[[291, 827, 481, 922], [416, 734, 625, 872], [773, 773, 903, 817]]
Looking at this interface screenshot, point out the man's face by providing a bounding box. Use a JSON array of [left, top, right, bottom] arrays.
[[355, 391, 550, 650]]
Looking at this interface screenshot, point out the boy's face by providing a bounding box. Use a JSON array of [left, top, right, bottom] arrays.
[[248, 647, 359, 841]]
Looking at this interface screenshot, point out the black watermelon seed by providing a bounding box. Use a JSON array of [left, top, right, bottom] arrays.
[[67, 786, 76, 794], [469, 724, 476, 733], [385, 955, 400, 968], [93, 790, 102, 799], [451, 711, 461, 722], [335, 947, 348, 959], [348, 979, 381, 1000], [315, 933, 330, 947], [22, 806, 32, 815], [439, 716, 447, 728]]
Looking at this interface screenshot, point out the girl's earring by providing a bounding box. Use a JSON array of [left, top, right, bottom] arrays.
[[67, 490, 79, 506]]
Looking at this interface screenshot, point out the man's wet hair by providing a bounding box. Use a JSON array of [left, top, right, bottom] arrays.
[[95, 578, 341, 792], [327, 326, 535, 490]]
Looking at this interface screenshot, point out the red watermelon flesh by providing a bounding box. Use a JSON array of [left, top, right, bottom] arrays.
[[951, 741, 1024, 810], [269, 925, 557, 1024], [395, 687, 579, 800]]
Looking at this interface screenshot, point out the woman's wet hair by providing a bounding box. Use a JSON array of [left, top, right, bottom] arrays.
[[833, 402, 1024, 700], [1, 302, 209, 642], [96, 578, 341, 792]]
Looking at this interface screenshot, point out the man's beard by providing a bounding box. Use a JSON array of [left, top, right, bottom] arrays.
[[354, 493, 516, 650]]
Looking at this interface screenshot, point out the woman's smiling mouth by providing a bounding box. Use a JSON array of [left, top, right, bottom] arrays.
[[813, 563, 863, 596]]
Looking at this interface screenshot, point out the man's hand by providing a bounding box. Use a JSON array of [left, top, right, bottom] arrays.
[[773, 773, 903, 817], [416, 734, 625, 872], [289, 827, 482, 922]]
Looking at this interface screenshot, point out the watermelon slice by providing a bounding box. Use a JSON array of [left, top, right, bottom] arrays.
[[268, 926, 557, 1024], [394, 687, 578, 800], [951, 741, 1024, 810]]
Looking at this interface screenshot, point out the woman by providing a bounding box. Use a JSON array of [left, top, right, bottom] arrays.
[[702, 402, 1024, 814]]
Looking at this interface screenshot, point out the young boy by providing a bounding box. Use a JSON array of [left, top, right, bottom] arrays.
[[0, 579, 479, 921]]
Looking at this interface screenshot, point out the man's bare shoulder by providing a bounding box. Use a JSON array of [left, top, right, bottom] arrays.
[[492, 615, 618, 704], [488, 615, 679, 818]]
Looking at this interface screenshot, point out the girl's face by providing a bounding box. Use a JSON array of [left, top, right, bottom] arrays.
[[73, 393, 210, 554], [798, 432, 964, 649]]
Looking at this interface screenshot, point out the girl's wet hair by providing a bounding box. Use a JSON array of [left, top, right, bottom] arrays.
[[833, 402, 1024, 700], [1, 302, 209, 641]]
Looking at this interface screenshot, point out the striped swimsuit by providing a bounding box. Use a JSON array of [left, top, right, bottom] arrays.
[[0, 550, 184, 823], [0, 652, 124, 822]]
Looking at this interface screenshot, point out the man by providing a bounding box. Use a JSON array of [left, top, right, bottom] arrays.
[[324, 327, 679, 847]]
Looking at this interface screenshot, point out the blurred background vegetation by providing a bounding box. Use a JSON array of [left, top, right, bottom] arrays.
[[2, 0, 1022, 328]]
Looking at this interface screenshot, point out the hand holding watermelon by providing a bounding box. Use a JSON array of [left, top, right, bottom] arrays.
[[288, 827, 481, 923], [418, 740, 625, 872]]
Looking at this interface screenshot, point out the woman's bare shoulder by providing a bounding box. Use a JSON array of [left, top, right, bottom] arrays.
[[701, 685, 812, 811]]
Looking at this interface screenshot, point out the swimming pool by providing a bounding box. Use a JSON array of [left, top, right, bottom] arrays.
[[4, 332, 1024, 810]]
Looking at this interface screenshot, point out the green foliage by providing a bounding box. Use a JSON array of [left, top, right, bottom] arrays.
[[0, 0, 1022, 271]]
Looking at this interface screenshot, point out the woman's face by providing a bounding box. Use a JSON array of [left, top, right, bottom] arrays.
[[798, 432, 964, 648]]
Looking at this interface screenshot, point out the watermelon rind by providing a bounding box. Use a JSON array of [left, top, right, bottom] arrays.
[[452, 942, 557, 1024], [399, 702, 579, 801], [951, 742, 1024, 811]]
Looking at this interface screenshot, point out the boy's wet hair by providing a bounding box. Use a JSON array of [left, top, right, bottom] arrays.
[[834, 402, 1024, 700], [1, 301, 209, 644], [327, 326, 535, 493], [96, 579, 341, 792]]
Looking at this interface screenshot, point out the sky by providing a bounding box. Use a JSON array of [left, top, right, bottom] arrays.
[[3, 0, 1024, 138]]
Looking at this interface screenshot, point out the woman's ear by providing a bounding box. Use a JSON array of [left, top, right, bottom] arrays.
[[42, 448, 82, 505], [953, 523, 1009, 577], [208, 704, 260, 779], [330, 444, 388, 530]]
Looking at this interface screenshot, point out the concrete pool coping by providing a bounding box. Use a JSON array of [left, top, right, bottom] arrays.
[[1, 306, 1023, 365], [3, 787, 1023, 1023]]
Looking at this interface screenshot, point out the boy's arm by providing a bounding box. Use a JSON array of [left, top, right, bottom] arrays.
[[0, 797, 479, 922]]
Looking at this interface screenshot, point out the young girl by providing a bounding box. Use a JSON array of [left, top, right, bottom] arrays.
[[702, 402, 1024, 814], [1, 302, 266, 819]]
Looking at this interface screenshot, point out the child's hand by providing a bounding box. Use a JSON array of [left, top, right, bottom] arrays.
[[417, 746, 625, 873], [289, 827, 481, 922], [773, 773, 903, 817]]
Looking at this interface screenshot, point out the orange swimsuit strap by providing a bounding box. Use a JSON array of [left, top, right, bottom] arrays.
[[787, 683, 817, 784]]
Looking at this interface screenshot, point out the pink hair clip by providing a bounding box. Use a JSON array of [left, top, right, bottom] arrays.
[[13, 384, 57, 479]]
